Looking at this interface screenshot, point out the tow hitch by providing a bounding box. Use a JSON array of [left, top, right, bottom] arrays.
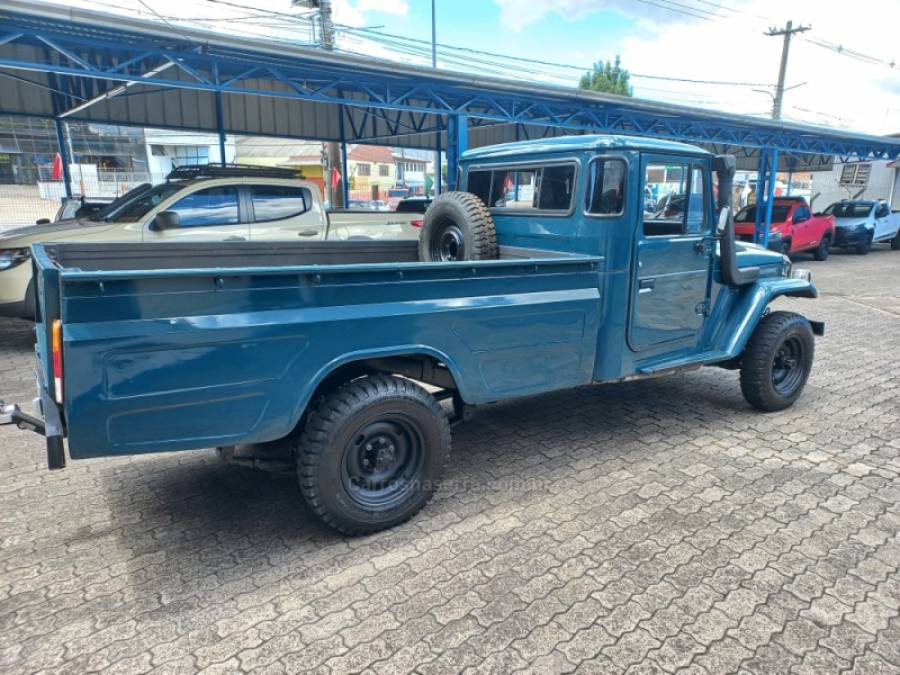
[[0, 399, 66, 469], [1, 401, 46, 434]]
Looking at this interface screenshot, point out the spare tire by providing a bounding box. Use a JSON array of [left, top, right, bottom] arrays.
[[418, 191, 498, 262]]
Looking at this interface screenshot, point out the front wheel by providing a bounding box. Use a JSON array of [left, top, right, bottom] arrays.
[[294, 374, 451, 535], [812, 234, 830, 261], [739, 311, 815, 412], [856, 232, 873, 255]]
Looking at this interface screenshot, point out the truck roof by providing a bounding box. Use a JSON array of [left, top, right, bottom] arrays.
[[462, 134, 712, 161]]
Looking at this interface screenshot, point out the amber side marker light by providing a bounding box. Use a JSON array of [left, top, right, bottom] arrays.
[[52, 319, 63, 404]]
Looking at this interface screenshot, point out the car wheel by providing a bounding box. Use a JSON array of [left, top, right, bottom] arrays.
[[739, 311, 814, 412], [812, 234, 830, 261], [418, 191, 497, 262], [780, 240, 791, 256], [856, 232, 873, 255], [294, 374, 451, 535], [891, 230, 900, 251]]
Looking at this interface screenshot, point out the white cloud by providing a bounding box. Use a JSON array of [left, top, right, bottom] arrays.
[[493, 0, 691, 31], [357, 0, 408, 16]]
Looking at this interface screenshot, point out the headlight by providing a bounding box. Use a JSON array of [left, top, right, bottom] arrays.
[[781, 254, 792, 278], [791, 268, 812, 282], [0, 248, 30, 271]]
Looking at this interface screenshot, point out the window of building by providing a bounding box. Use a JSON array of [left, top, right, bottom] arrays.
[[173, 145, 210, 166], [378, 164, 390, 177], [250, 185, 311, 221], [168, 186, 239, 227], [357, 162, 371, 176], [585, 158, 626, 215], [466, 162, 576, 212]]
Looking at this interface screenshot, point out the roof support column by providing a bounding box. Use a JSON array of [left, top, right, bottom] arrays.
[[214, 91, 226, 166], [757, 148, 778, 246], [53, 117, 72, 199], [435, 116, 442, 195], [446, 113, 467, 192], [339, 105, 349, 207]]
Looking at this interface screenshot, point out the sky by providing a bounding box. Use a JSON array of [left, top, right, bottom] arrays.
[[67, 0, 900, 135]]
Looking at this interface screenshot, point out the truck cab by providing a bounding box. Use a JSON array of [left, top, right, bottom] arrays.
[[458, 136, 811, 380]]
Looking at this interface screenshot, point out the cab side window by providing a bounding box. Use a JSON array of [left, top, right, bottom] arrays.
[[793, 206, 810, 223], [250, 185, 311, 222], [585, 158, 626, 216], [685, 167, 707, 234], [168, 186, 240, 227], [643, 162, 687, 236]]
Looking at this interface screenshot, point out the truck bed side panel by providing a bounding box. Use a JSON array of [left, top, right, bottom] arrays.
[[57, 260, 602, 457]]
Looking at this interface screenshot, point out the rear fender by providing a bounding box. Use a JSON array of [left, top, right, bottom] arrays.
[[708, 277, 818, 358], [287, 344, 467, 432]]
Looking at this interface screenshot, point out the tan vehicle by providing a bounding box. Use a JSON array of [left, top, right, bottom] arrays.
[[0, 165, 422, 318]]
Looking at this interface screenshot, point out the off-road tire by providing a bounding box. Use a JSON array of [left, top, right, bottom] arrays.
[[891, 229, 900, 251], [739, 311, 814, 412], [812, 234, 830, 261], [856, 232, 873, 255], [294, 374, 451, 535], [418, 191, 498, 262]]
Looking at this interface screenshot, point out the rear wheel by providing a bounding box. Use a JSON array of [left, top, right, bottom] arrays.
[[812, 234, 830, 261], [294, 374, 450, 535], [856, 232, 873, 255], [891, 229, 900, 251], [739, 311, 814, 412]]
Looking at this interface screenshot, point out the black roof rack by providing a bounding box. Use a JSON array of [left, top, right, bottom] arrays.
[[166, 163, 304, 181]]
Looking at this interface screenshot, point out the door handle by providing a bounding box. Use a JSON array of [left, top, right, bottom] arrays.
[[693, 240, 706, 255], [297, 229, 319, 237], [224, 236, 246, 241], [638, 278, 655, 294]]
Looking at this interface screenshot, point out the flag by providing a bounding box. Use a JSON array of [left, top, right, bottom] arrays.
[[51, 153, 63, 181], [330, 167, 341, 189]]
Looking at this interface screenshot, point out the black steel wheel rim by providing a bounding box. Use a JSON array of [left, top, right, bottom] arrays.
[[772, 336, 805, 396], [431, 221, 465, 261], [341, 415, 424, 509]]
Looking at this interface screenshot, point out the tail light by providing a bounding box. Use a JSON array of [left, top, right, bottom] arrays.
[[52, 319, 63, 404], [411, 219, 423, 228]]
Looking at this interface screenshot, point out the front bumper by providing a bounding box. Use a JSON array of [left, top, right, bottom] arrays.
[[833, 225, 867, 247]]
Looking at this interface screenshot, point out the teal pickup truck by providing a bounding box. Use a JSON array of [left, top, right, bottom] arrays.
[[2, 135, 822, 534]]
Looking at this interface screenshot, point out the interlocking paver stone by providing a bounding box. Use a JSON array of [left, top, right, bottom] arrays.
[[0, 252, 899, 674]]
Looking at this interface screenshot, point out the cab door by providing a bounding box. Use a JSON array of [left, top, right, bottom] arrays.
[[873, 202, 892, 240], [791, 204, 813, 249], [629, 157, 714, 352], [245, 182, 325, 240]]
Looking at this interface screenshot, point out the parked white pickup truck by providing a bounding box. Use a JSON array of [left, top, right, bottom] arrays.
[[0, 164, 423, 318], [823, 199, 900, 254]]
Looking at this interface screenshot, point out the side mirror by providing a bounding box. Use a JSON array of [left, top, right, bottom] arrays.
[[35, 218, 51, 225], [151, 210, 180, 231]]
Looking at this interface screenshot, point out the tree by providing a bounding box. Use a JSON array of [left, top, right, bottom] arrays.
[[578, 56, 632, 97]]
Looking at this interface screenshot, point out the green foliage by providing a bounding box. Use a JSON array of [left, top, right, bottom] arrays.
[[578, 55, 633, 97]]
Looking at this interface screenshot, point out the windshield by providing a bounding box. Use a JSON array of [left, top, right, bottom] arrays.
[[89, 182, 183, 223], [823, 202, 873, 219], [735, 204, 791, 223]]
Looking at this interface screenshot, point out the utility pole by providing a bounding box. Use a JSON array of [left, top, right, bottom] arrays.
[[294, 0, 344, 207], [432, 0, 441, 195], [766, 20, 810, 120]]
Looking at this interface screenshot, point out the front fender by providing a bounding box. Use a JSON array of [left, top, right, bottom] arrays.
[[709, 277, 818, 358]]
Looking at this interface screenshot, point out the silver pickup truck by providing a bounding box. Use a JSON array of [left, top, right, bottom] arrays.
[[0, 164, 424, 318]]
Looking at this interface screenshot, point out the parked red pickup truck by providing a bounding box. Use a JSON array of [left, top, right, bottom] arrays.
[[735, 197, 835, 260]]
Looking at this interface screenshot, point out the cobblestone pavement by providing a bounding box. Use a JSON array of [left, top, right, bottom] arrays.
[[1, 248, 899, 675]]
